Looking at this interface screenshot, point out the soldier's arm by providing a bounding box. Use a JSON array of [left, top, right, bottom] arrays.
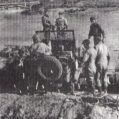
[[55, 19, 58, 29], [107, 49, 110, 65], [42, 16, 51, 27], [88, 25, 93, 39], [45, 44, 52, 55], [30, 44, 38, 55], [29, 45, 33, 53], [98, 24, 105, 39], [64, 18, 68, 29], [80, 51, 89, 67], [42, 16, 45, 25], [79, 45, 86, 61], [83, 51, 89, 63]]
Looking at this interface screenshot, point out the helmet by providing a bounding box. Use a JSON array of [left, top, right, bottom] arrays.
[[90, 16, 95, 21]]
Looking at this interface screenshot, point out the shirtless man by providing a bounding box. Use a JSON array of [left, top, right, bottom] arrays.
[[31, 32, 51, 56], [28, 34, 51, 94], [95, 36, 110, 95], [82, 39, 97, 94]]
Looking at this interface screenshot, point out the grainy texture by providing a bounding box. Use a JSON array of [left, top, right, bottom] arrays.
[[0, 0, 119, 119]]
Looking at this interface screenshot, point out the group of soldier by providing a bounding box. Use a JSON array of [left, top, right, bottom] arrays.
[[31, 9, 67, 55], [75, 17, 110, 96], [31, 9, 110, 96], [42, 9, 68, 43]]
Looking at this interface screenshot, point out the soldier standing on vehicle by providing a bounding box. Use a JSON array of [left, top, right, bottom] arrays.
[[95, 36, 110, 96], [82, 39, 97, 94], [55, 12, 68, 38], [88, 17, 105, 46], [55, 12, 68, 31], [42, 9, 51, 45]]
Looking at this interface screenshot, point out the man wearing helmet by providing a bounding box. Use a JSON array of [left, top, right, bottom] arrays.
[[55, 12, 68, 38]]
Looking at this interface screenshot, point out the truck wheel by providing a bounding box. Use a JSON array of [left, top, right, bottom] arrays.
[[37, 55, 63, 81]]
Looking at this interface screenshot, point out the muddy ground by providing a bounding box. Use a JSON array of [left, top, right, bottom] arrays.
[[0, 92, 119, 119]]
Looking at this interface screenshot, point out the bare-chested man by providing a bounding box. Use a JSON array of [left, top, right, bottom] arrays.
[[82, 39, 97, 94], [95, 36, 110, 95]]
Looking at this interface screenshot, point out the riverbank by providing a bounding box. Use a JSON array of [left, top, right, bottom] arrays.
[[0, 92, 119, 119], [1, 0, 119, 9], [74, 0, 119, 8], [41, 0, 119, 9]]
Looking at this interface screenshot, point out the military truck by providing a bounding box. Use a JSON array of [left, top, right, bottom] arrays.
[[27, 30, 76, 93], [0, 30, 118, 94]]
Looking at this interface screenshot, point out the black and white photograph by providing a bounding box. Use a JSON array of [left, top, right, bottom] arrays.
[[0, 0, 119, 119]]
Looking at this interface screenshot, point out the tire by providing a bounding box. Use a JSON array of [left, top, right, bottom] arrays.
[[37, 55, 63, 81]]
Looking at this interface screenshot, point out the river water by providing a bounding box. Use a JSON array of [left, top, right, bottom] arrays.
[[0, 8, 119, 69]]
